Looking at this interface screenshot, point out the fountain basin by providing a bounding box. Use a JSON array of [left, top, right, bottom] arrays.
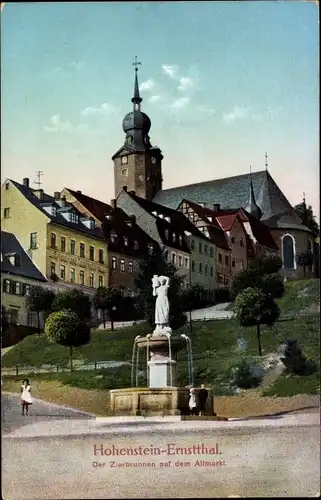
[[135, 334, 184, 354], [109, 387, 214, 416]]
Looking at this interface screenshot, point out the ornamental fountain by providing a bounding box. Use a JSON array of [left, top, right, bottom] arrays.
[[109, 275, 214, 416]]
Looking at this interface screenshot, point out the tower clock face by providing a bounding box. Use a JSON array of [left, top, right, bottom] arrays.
[[121, 156, 128, 165], [151, 157, 156, 164]]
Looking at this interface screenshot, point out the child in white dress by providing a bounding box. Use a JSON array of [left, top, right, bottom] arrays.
[[20, 379, 33, 415]]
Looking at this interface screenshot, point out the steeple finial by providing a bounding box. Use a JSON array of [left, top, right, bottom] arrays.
[[245, 165, 262, 220], [265, 152, 268, 170], [132, 56, 142, 108]]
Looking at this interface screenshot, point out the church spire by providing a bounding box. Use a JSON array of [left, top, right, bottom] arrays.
[[245, 166, 262, 219], [131, 56, 142, 110]]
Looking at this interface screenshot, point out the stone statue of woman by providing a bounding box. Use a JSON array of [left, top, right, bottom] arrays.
[[152, 275, 171, 334]]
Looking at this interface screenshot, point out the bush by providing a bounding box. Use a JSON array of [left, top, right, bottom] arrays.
[[231, 359, 263, 389], [214, 288, 232, 304]]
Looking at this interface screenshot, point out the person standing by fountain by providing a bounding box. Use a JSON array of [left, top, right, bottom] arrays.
[[198, 384, 208, 416], [188, 387, 198, 415], [152, 275, 171, 334]]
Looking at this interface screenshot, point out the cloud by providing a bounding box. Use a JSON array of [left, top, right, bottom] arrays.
[[139, 79, 155, 91], [222, 106, 250, 124], [169, 97, 190, 110], [162, 64, 178, 79], [68, 61, 84, 71], [81, 102, 116, 117], [177, 76, 194, 91], [148, 95, 160, 103], [44, 115, 87, 134]]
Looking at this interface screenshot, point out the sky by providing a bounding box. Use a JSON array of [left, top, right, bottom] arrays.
[[1, 2, 319, 219]]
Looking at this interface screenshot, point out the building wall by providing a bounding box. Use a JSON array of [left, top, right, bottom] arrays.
[[109, 251, 140, 295], [225, 219, 248, 276], [46, 223, 109, 289], [1, 181, 49, 276], [216, 248, 232, 287], [270, 228, 315, 280], [188, 235, 217, 291]]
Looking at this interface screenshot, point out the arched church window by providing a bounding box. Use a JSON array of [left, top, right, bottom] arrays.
[[282, 234, 295, 269]]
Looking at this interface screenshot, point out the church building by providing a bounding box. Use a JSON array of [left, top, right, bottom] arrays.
[[112, 64, 315, 280]]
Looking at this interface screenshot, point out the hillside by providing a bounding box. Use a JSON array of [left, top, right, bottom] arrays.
[[2, 280, 319, 398]]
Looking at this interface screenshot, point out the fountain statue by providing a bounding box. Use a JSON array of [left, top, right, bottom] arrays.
[[109, 275, 215, 417]]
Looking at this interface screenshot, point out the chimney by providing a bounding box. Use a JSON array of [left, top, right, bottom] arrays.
[[77, 190, 82, 194], [23, 178, 30, 187], [110, 199, 117, 209], [60, 195, 67, 207], [54, 191, 60, 200], [129, 190, 135, 195], [130, 214, 136, 224], [123, 186, 127, 192], [213, 203, 221, 212]]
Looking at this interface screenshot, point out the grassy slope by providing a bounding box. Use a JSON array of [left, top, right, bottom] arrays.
[[2, 280, 320, 397]]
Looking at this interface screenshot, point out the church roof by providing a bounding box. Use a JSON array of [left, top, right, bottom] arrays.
[[153, 170, 311, 232]]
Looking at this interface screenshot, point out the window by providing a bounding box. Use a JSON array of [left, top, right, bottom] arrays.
[[24, 284, 31, 296], [89, 273, 94, 287], [121, 168, 128, 176], [179, 235, 183, 246], [231, 237, 235, 244], [30, 232, 38, 249], [178, 255, 182, 266], [164, 250, 169, 261], [123, 236, 128, 246], [225, 255, 229, 266], [4, 207, 10, 218], [134, 240, 139, 250], [232, 259, 235, 268], [204, 245, 208, 255], [70, 212, 78, 224], [89, 246, 95, 261], [14, 255, 20, 267], [112, 257, 117, 270], [199, 242, 203, 253], [98, 249, 104, 264], [51, 233, 57, 249], [205, 264, 208, 275], [5, 183, 9, 190], [165, 229, 169, 240], [80, 243, 85, 258], [110, 232, 117, 243], [172, 253, 176, 264], [240, 260, 244, 270], [282, 234, 295, 269], [61, 236, 66, 252], [191, 240, 195, 250], [70, 268, 75, 283], [240, 238, 244, 248], [9, 309, 19, 325], [209, 247, 213, 257], [199, 263, 203, 274], [172, 233, 176, 243], [184, 257, 189, 268], [79, 270, 85, 285], [98, 275, 103, 287], [128, 261, 133, 274], [60, 265, 66, 280], [191, 260, 195, 272], [15, 282, 21, 295], [148, 244, 154, 255], [70, 240, 75, 255], [210, 266, 213, 276], [120, 259, 125, 272], [50, 262, 56, 275], [3, 279, 11, 293], [218, 253, 222, 263], [224, 275, 229, 285]]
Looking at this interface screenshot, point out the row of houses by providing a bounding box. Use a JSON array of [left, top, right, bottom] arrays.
[[1, 176, 281, 327]]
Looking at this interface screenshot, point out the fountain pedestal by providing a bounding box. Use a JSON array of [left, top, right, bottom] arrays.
[[148, 359, 177, 388]]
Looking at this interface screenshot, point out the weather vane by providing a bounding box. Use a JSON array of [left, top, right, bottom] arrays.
[[132, 56, 142, 72]]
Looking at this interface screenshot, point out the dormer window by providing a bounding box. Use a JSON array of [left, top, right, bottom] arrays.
[[179, 235, 183, 245], [69, 212, 79, 224], [134, 240, 139, 250], [165, 229, 169, 240], [148, 243, 154, 255], [172, 233, 176, 243], [110, 232, 117, 243], [124, 236, 129, 246]]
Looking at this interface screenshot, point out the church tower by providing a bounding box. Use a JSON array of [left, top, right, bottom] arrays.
[[112, 59, 163, 200]]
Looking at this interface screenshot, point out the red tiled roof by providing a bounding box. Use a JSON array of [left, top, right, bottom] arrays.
[[216, 214, 238, 231], [65, 188, 159, 256]]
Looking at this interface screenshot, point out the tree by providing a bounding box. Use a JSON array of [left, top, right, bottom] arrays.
[[1, 306, 10, 347], [235, 287, 280, 356], [52, 289, 92, 321], [134, 247, 187, 330], [231, 269, 285, 300], [296, 251, 314, 278], [26, 286, 55, 334], [45, 310, 91, 372], [92, 286, 122, 330], [249, 255, 283, 275], [294, 202, 319, 238]]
